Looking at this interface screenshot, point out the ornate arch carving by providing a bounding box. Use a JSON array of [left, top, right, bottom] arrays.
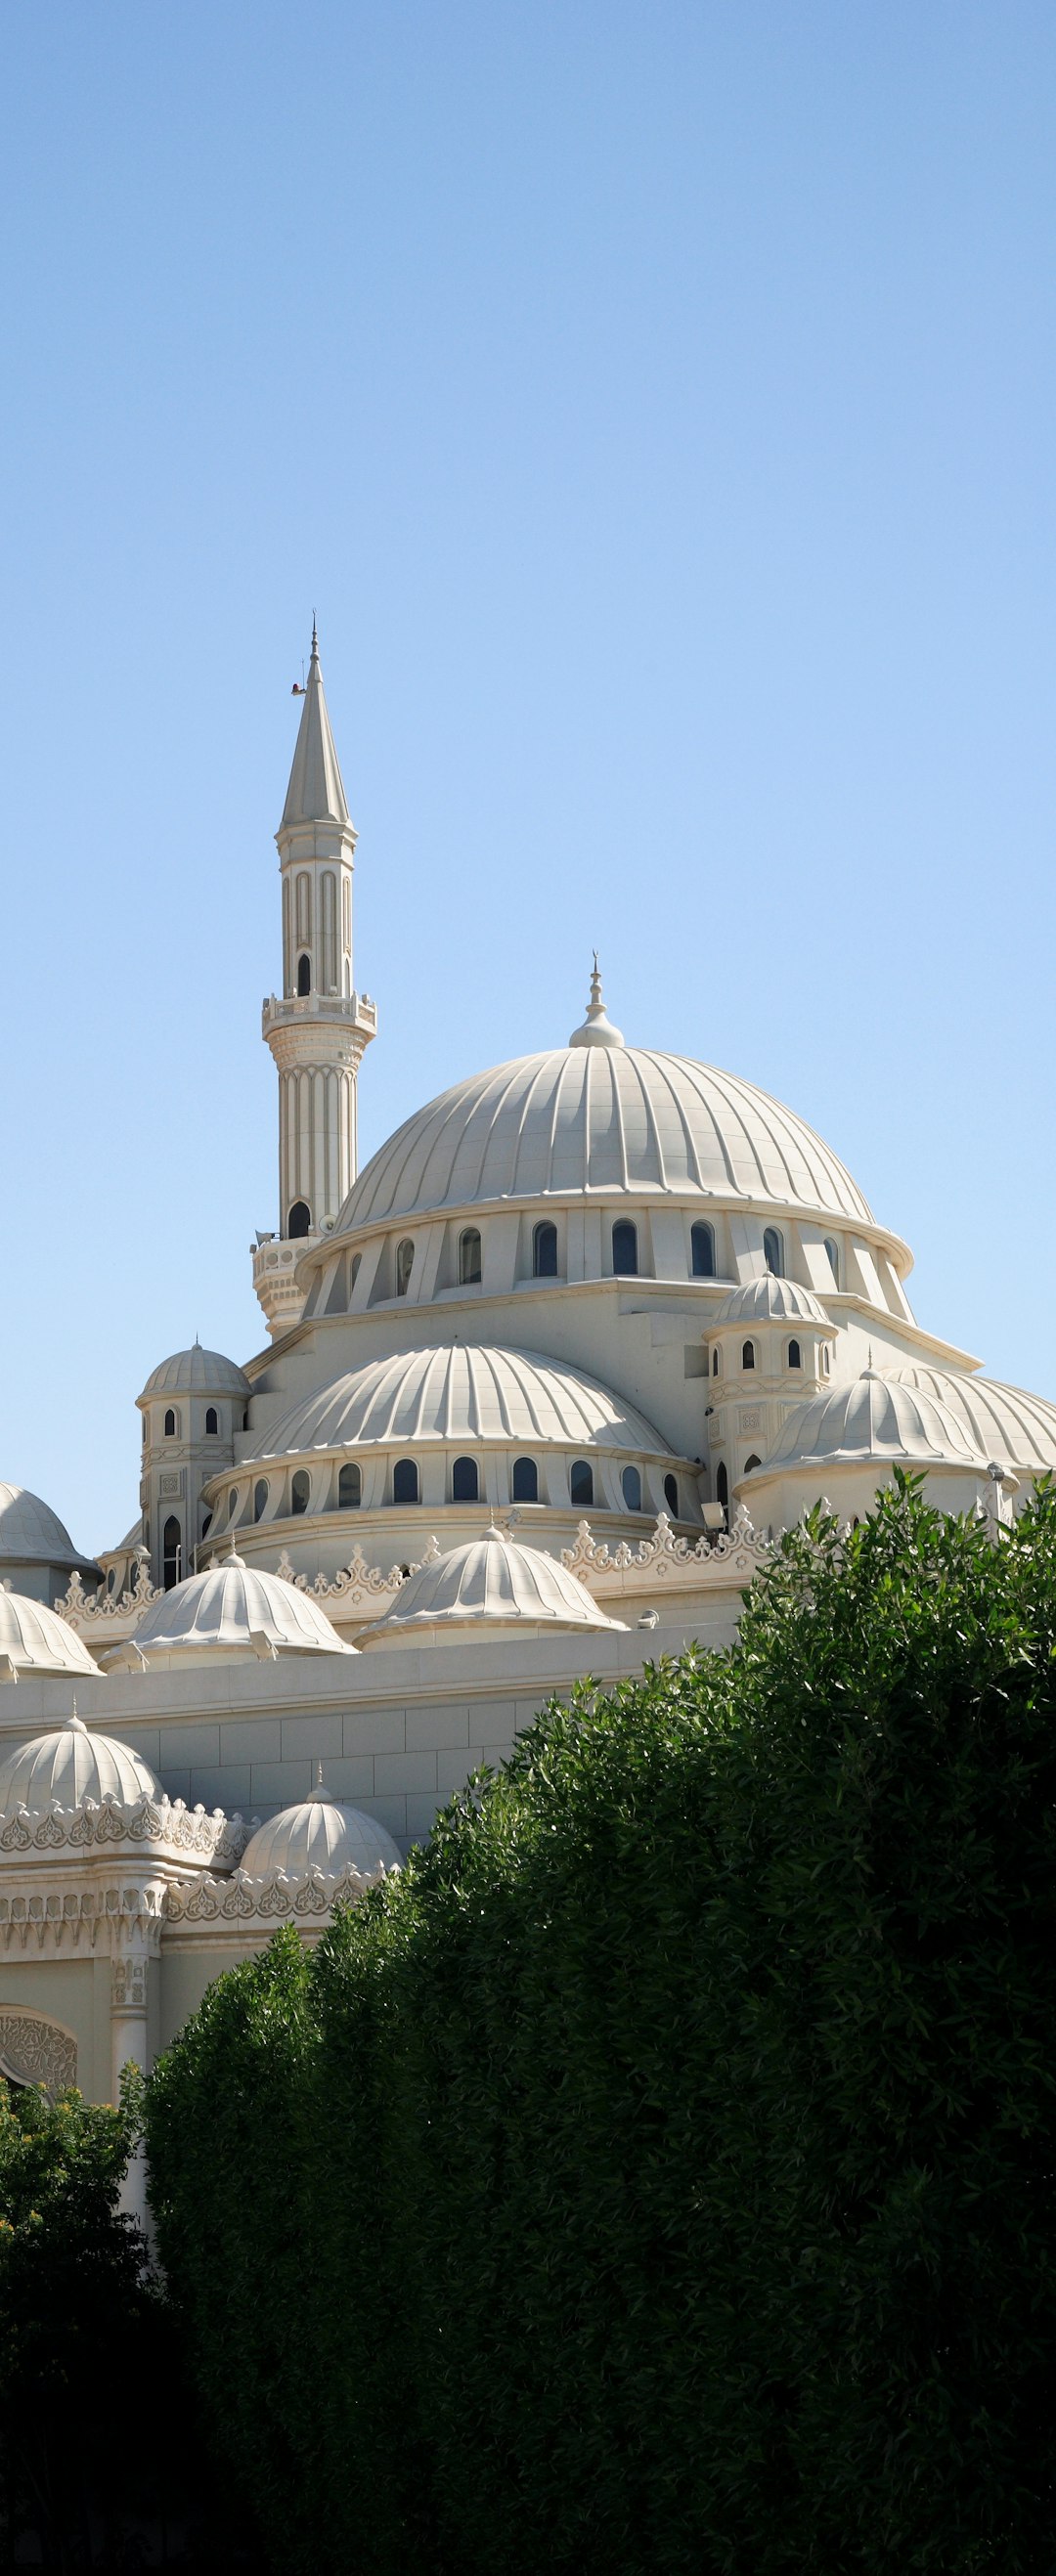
[[0, 2010, 77, 2094]]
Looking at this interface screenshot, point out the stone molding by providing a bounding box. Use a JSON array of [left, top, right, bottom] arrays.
[[163, 1856, 392, 1937], [0, 1793, 249, 1872], [561, 1507, 771, 1590], [0, 1875, 170, 1955], [274, 1537, 440, 1607], [0, 2008, 77, 2093], [54, 1563, 159, 1627]]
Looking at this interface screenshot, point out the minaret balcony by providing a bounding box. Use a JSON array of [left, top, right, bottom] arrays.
[[262, 989, 377, 1040]]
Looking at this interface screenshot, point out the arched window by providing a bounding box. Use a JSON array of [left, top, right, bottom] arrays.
[[691, 1221, 716, 1279], [291, 1469, 311, 1516], [253, 1480, 269, 1523], [787, 1339, 801, 1370], [570, 1460, 594, 1508], [338, 1463, 362, 1510], [717, 1462, 728, 1513], [163, 1408, 177, 1439], [621, 1463, 642, 1511], [824, 1238, 840, 1286], [205, 1405, 219, 1434], [712, 1347, 721, 1376], [288, 1200, 311, 1239], [296, 951, 311, 996], [822, 1345, 831, 1375], [107, 1567, 116, 1594], [162, 1515, 182, 1590], [199, 1508, 212, 1541], [764, 1227, 783, 1277], [228, 1487, 239, 1522], [395, 1239, 415, 1297], [393, 1458, 418, 1505], [742, 1340, 756, 1371], [611, 1219, 638, 1276], [533, 1220, 558, 1279], [452, 1456, 479, 1503], [459, 1228, 482, 1287], [512, 1457, 538, 1503], [744, 1454, 761, 1474], [664, 1473, 679, 1516], [347, 1252, 362, 1301]]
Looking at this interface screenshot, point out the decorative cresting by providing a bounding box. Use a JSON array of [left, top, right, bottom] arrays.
[[243, 1342, 676, 1463], [317, 1036, 877, 1243], [0, 1586, 98, 1679], [758, 1369, 984, 1471], [276, 1539, 435, 1607], [0, 2010, 77, 2094], [711, 1275, 830, 1328], [163, 1774, 401, 1940], [55, 1560, 160, 1627], [358, 1525, 626, 1645], [884, 1366, 1056, 1475], [104, 1551, 356, 1666], [562, 1507, 772, 1592]]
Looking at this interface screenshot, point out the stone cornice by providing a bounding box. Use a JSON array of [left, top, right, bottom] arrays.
[[0, 1792, 249, 1872]]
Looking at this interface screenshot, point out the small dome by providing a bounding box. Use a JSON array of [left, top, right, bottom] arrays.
[[245, 1343, 673, 1463], [139, 1342, 251, 1403], [761, 1370, 983, 1472], [116, 1552, 355, 1663], [0, 1589, 97, 1678], [241, 1786, 401, 1880], [712, 1275, 829, 1328], [0, 1484, 93, 1575], [359, 1525, 625, 1645], [0, 1713, 161, 1821], [885, 1367, 1056, 1474]]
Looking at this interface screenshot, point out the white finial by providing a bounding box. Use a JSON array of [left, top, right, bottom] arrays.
[[568, 955, 626, 1051]]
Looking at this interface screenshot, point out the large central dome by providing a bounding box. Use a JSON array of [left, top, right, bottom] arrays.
[[330, 1046, 873, 1237]]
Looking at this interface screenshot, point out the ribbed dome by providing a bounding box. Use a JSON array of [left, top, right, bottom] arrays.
[[0, 1590, 97, 1678], [886, 1368, 1056, 1473], [330, 1047, 874, 1237], [0, 1714, 161, 1820], [761, 1371, 983, 1471], [241, 1790, 400, 1880], [713, 1275, 829, 1327], [359, 1525, 624, 1644], [114, 1553, 354, 1662], [245, 1343, 674, 1463], [0, 1484, 88, 1571], [139, 1343, 251, 1401]]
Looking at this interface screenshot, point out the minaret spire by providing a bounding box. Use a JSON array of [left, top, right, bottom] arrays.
[[253, 626, 378, 1337]]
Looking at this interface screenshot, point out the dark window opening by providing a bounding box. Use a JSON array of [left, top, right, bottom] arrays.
[[764, 1227, 783, 1277], [533, 1220, 558, 1278], [338, 1463, 362, 1509], [742, 1340, 755, 1371], [163, 1408, 177, 1439], [712, 1347, 721, 1376], [570, 1459, 594, 1508], [393, 1458, 419, 1505], [512, 1457, 538, 1504], [744, 1454, 761, 1474], [788, 1339, 801, 1370], [691, 1221, 716, 1279], [162, 1515, 182, 1591], [612, 1219, 638, 1276], [459, 1228, 482, 1286], [253, 1480, 269, 1523], [621, 1464, 642, 1511], [717, 1463, 728, 1514], [395, 1240, 415, 1297], [452, 1456, 479, 1503], [296, 952, 311, 996], [291, 1469, 311, 1516], [205, 1406, 219, 1435], [664, 1473, 679, 1516], [288, 1200, 311, 1239]]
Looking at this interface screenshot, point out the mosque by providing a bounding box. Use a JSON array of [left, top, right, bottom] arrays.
[[2, 631, 1054, 2138]]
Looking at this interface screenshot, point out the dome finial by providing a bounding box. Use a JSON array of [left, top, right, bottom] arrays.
[[568, 954, 625, 1051]]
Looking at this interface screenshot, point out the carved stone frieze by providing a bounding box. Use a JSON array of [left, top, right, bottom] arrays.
[[54, 1561, 160, 1626], [0, 2011, 77, 2094], [274, 1537, 439, 1607], [0, 1793, 249, 1871], [163, 1856, 390, 1937], [561, 1508, 771, 1589]]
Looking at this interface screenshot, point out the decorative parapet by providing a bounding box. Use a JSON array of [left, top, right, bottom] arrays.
[[274, 1538, 440, 1614], [0, 1793, 249, 1872], [54, 1562, 159, 1629], [163, 1855, 394, 1938], [0, 1877, 170, 1955], [561, 1509, 773, 1594]]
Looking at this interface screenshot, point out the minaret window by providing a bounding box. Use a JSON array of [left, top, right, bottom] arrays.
[[338, 1463, 362, 1509], [162, 1516, 182, 1590], [459, 1228, 482, 1287], [452, 1457, 479, 1503], [393, 1459, 418, 1505], [570, 1460, 594, 1508], [691, 1221, 716, 1279], [163, 1408, 178, 1439], [664, 1474, 679, 1516], [824, 1238, 840, 1286], [290, 1469, 311, 1516], [764, 1227, 784, 1277], [621, 1464, 642, 1510], [296, 953, 311, 996], [712, 1347, 721, 1376], [512, 1457, 538, 1503], [288, 1201, 312, 1239], [533, 1221, 558, 1279], [742, 1340, 756, 1371], [253, 1480, 269, 1522], [205, 1407, 219, 1435], [717, 1463, 728, 1514], [395, 1240, 415, 1297], [787, 1340, 802, 1370], [612, 1219, 638, 1276]]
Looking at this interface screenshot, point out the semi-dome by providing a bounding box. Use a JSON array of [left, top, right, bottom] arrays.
[[139, 1341, 251, 1402], [325, 1044, 876, 1240], [0, 1589, 97, 1679], [712, 1275, 829, 1327], [244, 1342, 676, 1463], [885, 1367, 1056, 1474], [108, 1551, 355, 1664], [759, 1370, 983, 1473], [0, 1484, 94, 1577], [241, 1784, 401, 1880], [359, 1524, 625, 1645], [0, 1712, 161, 1820]]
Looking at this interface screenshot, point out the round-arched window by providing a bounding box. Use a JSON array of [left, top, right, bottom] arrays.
[[664, 1473, 679, 1516], [393, 1458, 418, 1505], [452, 1456, 479, 1503], [764, 1227, 783, 1277], [296, 951, 311, 996], [691, 1221, 715, 1279], [512, 1457, 538, 1503], [205, 1406, 219, 1435], [338, 1463, 362, 1509], [162, 1515, 182, 1590], [288, 1200, 311, 1239], [290, 1469, 311, 1516], [788, 1339, 801, 1370], [395, 1240, 415, 1297], [612, 1219, 638, 1277], [533, 1221, 558, 1279], [459, 1229, 482, 1287], [570, 1460, 594, 1508], [164, 1408, 177, 1439], [741, 1340, 756, 1372], [228, 1487, 239, 1522], [621, 1464, 642, 1511], [253, 1480, 269, 1523]]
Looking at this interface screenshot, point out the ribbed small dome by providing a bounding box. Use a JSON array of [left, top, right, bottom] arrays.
[[713, 1275, 829, 1328], [885, 1367, 1056, 1473], [0, 1589, 97, 1678], [762, 1371, 983, 1471], [360, 1525, 624, 1645], [0, 1484, 90, 1573], [116, 1553, 355, 1662], [241, 1790, 400, 1880], [139, 1342, 250, 1402], [244, 1343, 672, 1463], [0, 1714, 161, 1821]]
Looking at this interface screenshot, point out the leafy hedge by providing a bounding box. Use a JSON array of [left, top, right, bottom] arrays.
[[146, 1478, 1056, 2574]]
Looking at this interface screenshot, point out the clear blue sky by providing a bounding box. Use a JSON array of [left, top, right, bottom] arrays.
[[3, 3, 1056, 1553]]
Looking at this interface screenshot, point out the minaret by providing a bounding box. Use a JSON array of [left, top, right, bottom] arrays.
[[252, 627, 377, 1336]]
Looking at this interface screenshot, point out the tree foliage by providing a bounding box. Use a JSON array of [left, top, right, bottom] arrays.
[[147, 1478, 1056, 2574]]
